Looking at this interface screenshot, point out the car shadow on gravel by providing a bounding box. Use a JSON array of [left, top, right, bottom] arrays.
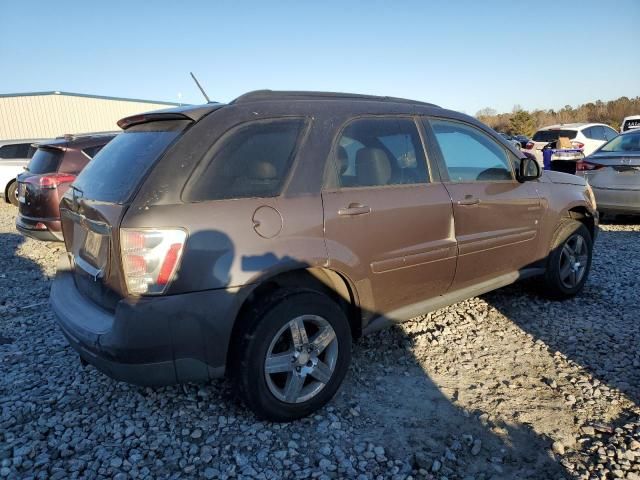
[[0, 233, 50, 317], [341, 325, 568, 479], [483, 226, 640, 407]]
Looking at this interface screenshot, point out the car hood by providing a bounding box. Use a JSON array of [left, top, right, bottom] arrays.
[[588, 151, 640, 160], [542, 170, 586, 186]]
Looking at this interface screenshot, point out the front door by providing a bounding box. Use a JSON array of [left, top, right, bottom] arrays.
[[322, 116, 457, 320], [425, 118, 542, 291]]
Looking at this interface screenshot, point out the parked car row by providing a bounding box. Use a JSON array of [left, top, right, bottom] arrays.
[[40, 90, 600, 421], [15, 133, 116, 241]]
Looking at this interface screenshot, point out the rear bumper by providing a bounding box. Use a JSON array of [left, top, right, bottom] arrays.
[[592, 187, 640, 214], [50, 256, 244, 386], [16, 214, 63, 242]]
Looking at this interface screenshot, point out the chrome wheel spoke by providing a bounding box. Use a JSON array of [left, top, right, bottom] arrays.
[[569, 269, 577, 287], [560, 261, 572, 280], [265, 352, 294, 374], [562, 244, 574, 257], [283, 373, 305, 402], [310, 360, 332, 384], [264, 314, 339, 404], [574, 235, 584, 255], [310, 325, 336, 354], [578, 254, 589, 265], [289, 317, 309, 348]]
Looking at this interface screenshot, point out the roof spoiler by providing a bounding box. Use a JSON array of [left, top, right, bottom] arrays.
[[117, 112, 193, 130]]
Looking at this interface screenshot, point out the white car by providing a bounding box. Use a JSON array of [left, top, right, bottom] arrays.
[[0, 139, 48, 206], [620, 115, 640, 133], [524, 123, 618, 165]]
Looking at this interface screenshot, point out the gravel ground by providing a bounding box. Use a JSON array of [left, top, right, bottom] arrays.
[[1, 200, 639, 480]]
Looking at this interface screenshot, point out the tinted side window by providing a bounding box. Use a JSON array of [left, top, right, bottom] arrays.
[[585, 126, 606, 141], [429, 119, 513, 182], [0, 143, 23, 159], [334, 118, 428, 188], [186, 118, 305, 202], [603, 127, 617, 141]]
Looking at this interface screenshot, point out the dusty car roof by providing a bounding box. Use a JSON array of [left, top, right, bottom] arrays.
[[230, 90, 441, 108]]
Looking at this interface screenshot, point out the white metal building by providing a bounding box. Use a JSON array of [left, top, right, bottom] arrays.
[[0, 91, 184, 140]]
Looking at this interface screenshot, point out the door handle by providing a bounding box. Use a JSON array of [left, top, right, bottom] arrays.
[[338, 203, 371, 216], [457, 196, 480, 206]]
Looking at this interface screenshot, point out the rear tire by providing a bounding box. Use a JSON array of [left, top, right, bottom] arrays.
[[542, 219, 593, 299], [6, 180, 18, 207], [230, 289, 351, 421]]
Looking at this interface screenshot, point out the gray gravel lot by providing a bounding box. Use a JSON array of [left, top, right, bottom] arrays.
[[1, 201, 639, 480]]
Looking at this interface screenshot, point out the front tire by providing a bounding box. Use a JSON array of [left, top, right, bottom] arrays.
[[230, 289, 352, 421], [543, 219, 593, 299], [6, 180, 19, 206]]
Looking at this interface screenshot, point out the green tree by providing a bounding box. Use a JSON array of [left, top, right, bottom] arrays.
[[509, 110, 536, 136]]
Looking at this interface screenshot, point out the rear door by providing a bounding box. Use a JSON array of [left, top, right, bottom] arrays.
[[322, 116, 456, 318], [424, 118, 542, 291], [60, 119, 191, 310]]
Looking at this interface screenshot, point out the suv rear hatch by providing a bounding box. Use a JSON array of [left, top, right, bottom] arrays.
[[17, 146, 66, 217], [60, 116, 193, 310]]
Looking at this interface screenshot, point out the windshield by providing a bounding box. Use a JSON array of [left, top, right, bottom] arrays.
[[599, 131, 640, 153], [532, 129, 577, 142], [72, 120, 189, 203], [27, 148, 63, 174]]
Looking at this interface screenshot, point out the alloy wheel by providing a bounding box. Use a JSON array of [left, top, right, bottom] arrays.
[[264, 314, 339, 404], [558, 233, 589, 289]]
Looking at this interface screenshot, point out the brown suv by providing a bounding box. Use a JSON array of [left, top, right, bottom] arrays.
[[16, 133, 116, 241], [50, 91, 598, 421]]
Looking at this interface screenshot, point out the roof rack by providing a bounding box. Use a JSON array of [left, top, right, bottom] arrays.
[[231, 90, 440, 108]]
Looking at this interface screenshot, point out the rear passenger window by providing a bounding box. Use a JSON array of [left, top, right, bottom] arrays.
[[429, 119, 513, 182], [186, 118, 306, 202], [334, 118, 428, 188]]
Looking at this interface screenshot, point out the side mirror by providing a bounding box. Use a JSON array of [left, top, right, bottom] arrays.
[[517, 155, 541, 182]]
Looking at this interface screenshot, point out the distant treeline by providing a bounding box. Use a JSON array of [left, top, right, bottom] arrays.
[[476, 96, 640, 137]]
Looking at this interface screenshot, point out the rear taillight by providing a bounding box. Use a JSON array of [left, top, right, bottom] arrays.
[[525, 141, 534, 150], [120, 228, 187, 295], [571, 141, 585, 150], [27, 173, 76, 189], [576, 160, 604, 171]]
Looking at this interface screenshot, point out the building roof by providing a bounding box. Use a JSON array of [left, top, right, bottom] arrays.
[[0, 90, 184, 106]]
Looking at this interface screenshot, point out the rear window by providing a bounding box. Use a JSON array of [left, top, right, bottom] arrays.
[[73, 120, 189, 203], [532, 129, 577, 142], [27, 148, 63, 173], [185, 118, 306, 202], [600, 131, 640, 153]]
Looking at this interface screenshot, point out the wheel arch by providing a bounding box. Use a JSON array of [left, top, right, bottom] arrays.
[[225, 267, 362, 372], [565, 206, 596, 239]]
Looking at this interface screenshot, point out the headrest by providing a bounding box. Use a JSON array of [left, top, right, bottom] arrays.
[[336, 146, 349, 174], [247, 160, 277, 180], [356, 148, 391, 186]]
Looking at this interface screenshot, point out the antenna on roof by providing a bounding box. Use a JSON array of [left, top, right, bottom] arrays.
[[190, 72, 211, 103]]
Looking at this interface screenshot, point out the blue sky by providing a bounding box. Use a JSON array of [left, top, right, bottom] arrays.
[[2, 0, 638, 114]]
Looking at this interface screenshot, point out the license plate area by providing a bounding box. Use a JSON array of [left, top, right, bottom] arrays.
[[83, 230, 102, 261]]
